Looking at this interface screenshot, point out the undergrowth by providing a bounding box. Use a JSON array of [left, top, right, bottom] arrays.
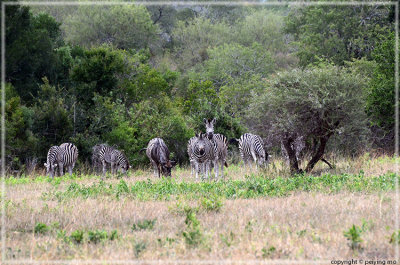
[[38, 172, 397, 202]]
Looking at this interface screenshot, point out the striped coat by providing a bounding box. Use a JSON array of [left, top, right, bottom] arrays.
[[44, 143, 78, 178], [94, 144, 130, 175], [204, 118, 228, 179]]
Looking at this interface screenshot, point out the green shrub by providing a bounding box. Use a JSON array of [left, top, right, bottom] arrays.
[[182, 207, 203, 247], [70, 230, 85, 244], [200, 195, 223, 212], [88, 229, 108, 244], [220, 231, 235, 247], [390, 230, 400, 245], [131, 219, 157, 231], [134, 241, 147, 258], [262, 246, 276, 258], [109, 230, 119, 241], [344, 225, 363, 250], [34, 223, 49, 234]]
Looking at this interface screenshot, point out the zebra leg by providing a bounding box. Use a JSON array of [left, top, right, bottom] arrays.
[[214, 160, 219, 180], [220, 160, 224, 179], [195, 162, 198, 180], [59, 163, 64, 176], [251, 152, 258, 170], [111, 162, 115, 175], [68, 163, 74, 175], [151, 160, 157, 176], [102, 161, 107, 176]]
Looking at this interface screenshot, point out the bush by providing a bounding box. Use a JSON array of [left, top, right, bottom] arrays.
[[344, 225, 363, 250], [70, 230, 84, 244], [132, 219, 157, 231], [389, 230, 400, 245], [88, 229, 108, 244], [34, 223, 49, 234], [182, 207, 203, 247], [200, 195, 223, 212]]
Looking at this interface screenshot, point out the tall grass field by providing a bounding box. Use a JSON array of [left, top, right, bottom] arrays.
[[2, 155, 399, 261]]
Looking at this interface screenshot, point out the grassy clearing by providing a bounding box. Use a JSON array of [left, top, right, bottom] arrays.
[[37, 172, 397, 202], [2, 155, 399, 261]]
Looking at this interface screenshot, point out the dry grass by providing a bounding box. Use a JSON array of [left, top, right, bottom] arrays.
[[2, 155, 399, 262]]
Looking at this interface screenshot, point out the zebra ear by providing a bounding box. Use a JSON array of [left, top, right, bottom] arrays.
[[212, 118, 216, 124], [203, 118, 207, 124]]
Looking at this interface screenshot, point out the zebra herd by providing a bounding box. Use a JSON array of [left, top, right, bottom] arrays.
[[44, 118, 268, 179], [187, 118, 268, 180]]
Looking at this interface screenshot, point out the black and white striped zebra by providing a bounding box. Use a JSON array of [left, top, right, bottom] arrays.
[[91, 144, 108, 174], [95, 144, 130, 175], [187, 136, 198, 177], [230, 133, 268, 170], [145, 138, 176, 177], [191, 133, 217, 180], [44, 143, 78, 178], [204, 118, 228, 179]]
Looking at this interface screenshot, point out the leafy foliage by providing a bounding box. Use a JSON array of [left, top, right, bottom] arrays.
[[62, 5, 159, 50], [344, 224, 363, 251]]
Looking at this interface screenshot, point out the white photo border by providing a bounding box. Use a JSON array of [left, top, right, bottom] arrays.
[[1, 1, 398, 264]]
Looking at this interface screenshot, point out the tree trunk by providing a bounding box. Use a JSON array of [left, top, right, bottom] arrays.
[[305, 135, 331, 173], [282, 136, 302, 174]]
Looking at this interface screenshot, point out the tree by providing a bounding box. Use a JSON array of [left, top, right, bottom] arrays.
[[62, 5, 160, 51], [171, 17, 233, 70], [366, 31, 396, 150], [5, 5, 65, 102], [285, 4, 391, 67], [248, 64, 369, 173], [195, 43, 274, 89]]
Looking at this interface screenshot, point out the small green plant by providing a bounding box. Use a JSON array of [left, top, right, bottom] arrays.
[[88, 229, 108, 244], [109, 230, 119, 241], [245, 219, 256, 233], [262, 246, 276, 258], [389, 230, 400, 244], [182, 207, 203, 247], [361, 218, 374, 232], [220, 231, 235, 247], [134, 241, 147, 258], [34, 223, 49, 234], [200, 195, 223, 212], [296, 229, 307, 237], [131, 219, 157, 231], [56, 229, 70, 243], [344, 225, 363, 250], [70, 230, 84, 244]]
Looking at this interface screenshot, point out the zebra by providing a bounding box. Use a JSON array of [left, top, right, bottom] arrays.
[[91, 144, 107, 174], [145, 138, 176, 177], [230, 133, 268, 170], [95, 144, 130, 175], [187, 136, 199, 177], [204, 118, 228, 179], [44, 143, 78, 178], [191, 132, 217, 180]]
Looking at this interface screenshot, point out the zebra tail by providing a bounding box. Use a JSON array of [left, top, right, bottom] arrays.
[[139, 148, 147, 154], [228, 138, 239, 145]]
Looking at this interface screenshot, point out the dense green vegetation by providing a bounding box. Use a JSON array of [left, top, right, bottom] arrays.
[[32, 172, 397, 201], [4, 2, 396, 174]]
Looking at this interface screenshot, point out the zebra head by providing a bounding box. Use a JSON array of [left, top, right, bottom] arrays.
[[44, 162, 57, 177], [204, 118, 216, 140], [194, 133, 207, 156], [160, 160, 176, 177], [119, 153, 130, 174]]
